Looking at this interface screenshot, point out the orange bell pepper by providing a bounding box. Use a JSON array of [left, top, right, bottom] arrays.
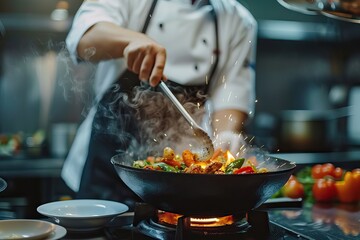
[[335, 171, 360, 203], [352, 169, 360, 201]]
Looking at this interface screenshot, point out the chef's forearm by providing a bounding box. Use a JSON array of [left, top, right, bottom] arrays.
[[77, 22, 145, 61], [211, 109, 248, 134]]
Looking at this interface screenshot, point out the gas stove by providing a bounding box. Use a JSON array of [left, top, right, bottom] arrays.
[[58, 200, 360, 240], [101, 202, 307, 240]]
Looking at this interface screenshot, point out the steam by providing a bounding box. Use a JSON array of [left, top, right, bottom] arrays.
[[50, 42, 267, 161], [29, 40, 210, 158], [95, 80, 208, 157], [55, 42, 97, 118]]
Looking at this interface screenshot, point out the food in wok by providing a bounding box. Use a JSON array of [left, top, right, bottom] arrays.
[[132, 147, 269, 174]]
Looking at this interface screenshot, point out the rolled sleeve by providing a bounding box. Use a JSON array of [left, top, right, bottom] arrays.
[[66, 0, 128, 64]]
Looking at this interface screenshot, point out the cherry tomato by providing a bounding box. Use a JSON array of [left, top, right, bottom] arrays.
[[321, 163, 336, 178], [311, 164, 323, 179], [333, 167, 344, 180], [282, 175, 305, 199], [312, 178, 337, 202], [311, 163, 343, 180]]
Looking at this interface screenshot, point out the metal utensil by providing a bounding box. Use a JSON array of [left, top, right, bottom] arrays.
[[159, 81, 214, 161], [277, 0, 360, 23]]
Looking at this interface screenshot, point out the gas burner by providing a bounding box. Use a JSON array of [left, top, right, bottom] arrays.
[[133, 203, 270, 240], [104, 200, 306, 240], [157, 211, 239, 227]]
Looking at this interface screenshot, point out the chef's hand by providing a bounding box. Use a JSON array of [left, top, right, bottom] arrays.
[[77, 22, 166, 86], [123, 37, 167, 87], [213, 130, 247, 156]]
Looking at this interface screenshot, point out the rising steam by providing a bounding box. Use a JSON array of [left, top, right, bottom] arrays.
[[95, 79, 208, 157]]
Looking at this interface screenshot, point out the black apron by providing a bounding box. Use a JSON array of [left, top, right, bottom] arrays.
[[77, 0, 219, 210]]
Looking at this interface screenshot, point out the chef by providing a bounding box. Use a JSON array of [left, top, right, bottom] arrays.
[[62, 0, 257, 209]]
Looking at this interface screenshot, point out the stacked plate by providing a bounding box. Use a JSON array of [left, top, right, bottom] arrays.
[[0, 219, 66, 240], [37, 199, 129, 231]]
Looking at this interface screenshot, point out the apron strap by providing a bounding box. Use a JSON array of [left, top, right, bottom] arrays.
[[142, 0, 158, 33], [116, 0, 219, 95], [205, 1, 219, 94]]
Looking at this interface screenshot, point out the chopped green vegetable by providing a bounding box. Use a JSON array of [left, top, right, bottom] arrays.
[[133, 160, 149, 168], [154, 162, 179, 172], [225, 158, 245, 174]]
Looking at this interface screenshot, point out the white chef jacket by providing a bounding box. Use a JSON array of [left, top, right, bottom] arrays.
[[62, 0, 257, 191]]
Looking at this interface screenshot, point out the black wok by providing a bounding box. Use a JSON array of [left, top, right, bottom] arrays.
[[111, 153, 296, 216]]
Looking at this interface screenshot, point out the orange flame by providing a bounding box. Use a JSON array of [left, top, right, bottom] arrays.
[[225, 150, 235, 166], [158, 211, 234, 227]]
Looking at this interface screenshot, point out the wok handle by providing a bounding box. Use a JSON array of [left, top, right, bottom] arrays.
[[257, 197, 303, 210]]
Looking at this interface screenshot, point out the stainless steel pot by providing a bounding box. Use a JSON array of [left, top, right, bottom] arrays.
[[278, 107, 352, 152]]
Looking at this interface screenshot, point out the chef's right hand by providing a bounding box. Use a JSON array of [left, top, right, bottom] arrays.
[[123, 37, 167, 87], [213, 130, 247, 157]]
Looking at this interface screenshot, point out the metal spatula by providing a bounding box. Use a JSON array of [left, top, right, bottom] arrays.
[[159, 81, 214, 161]]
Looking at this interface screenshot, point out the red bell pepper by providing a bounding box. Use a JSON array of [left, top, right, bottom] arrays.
[[233, 166, 255, 174]]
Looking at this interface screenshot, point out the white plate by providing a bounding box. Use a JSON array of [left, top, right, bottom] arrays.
[[43, 225, 67, 240], [37, 199, 128, 231], [0, 219, 55, 240]]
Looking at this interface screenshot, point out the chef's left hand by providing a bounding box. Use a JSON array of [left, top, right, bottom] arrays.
[[213, 130, 246, 156]]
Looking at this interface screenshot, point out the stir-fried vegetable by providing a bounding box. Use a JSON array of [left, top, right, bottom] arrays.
[[132, 147, 268, 174], [225, 158, 245, 173]]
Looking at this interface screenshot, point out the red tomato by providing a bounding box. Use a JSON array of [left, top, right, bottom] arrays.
[[312, 178, 337, 202], [311, 164, 323, 179], [333, 167, 344, 180], [282, 176, 305, 199], [321, 163, 336, 178], [311, 163, 343, 180]]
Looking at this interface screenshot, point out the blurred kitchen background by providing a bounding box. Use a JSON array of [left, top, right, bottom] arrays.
[[1, 0, 360, 218]]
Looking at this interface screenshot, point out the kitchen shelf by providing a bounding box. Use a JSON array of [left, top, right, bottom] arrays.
[[258, 20, 360, 42], [0, 158, 64, 178], [258, 20, 337, 41], [0, 13, 72, 34], [271, 149, 360, 169]]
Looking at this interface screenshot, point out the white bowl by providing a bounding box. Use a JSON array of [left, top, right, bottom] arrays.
[[0, 219, 55, 240], [37, 199, 128, 231]]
